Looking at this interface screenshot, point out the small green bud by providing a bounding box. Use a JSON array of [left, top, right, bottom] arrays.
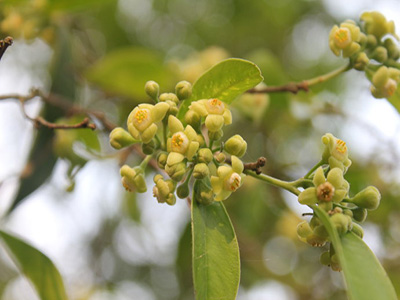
[[320, 251, 331, 266], [313, 224, 329, 239], [177, 183, 190, 199], [185, 110, 201, 128], [351, 222, 364, 238], [157, 152, 168, 169], [224, 135, 247, 158], [384, 38, 400, 60], [159, 93, 179, 104], [145, 81, 160, 101], [366, 34, 377, 48], [331, 213, 352, 235], [165, 162, 186, 181], [309, 216, 321, 230], [352, 207, 368, 223], [166, 194, 177, 206], [371, 46, 388, 63], [193, 163, 209, 179], [353, 52, 369, 71], [198, 148, 213, 164], [141, 140, 155, 155], [109, 127, 136, 149], [306, 234, 327, 247], [297, 221, 312, 239], [175, 81, 192, 100], [342, 208, 353, 218], [349, 186, 381, 210], [208, 129, 223, 141], [215, 152, 226, 164], [330, 253, 341, 272]]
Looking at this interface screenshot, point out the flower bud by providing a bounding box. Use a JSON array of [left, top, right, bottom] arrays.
[[185, 110, 201, 129], [175, 81, 192, 100], [352, 207, 367, 223], [366, 34, 377, 48], [165, 161, 186, 181], [349, 186, 381, 210], [159, 93, 179, 104], [371, 46, 388, 63], [320, 251, 331, 266], [351, 222, 364, 238], [353, 52, 369, 71], [120, 165, 147, 193], [177, 183, 190, 199], [331, 213, 352, 235], [198, 148, 213, 164], [109, 127, 136, 149], [142, 140, 155, 155], [193, 163, 210, 179], [384, 38, 400, 60], [330, 253, 341, 272], [215, 152, 226, 163], [224, 135, 247, 158], [208, 129, 223, 141], [157, 152, 168, 169], [309, 216, 321, 229], [360, 11, 397, 40], [145, 81, 160, 101], [297, 221, 312, 238], [313, 224, 329, 239], [306, 234, 327, 247]]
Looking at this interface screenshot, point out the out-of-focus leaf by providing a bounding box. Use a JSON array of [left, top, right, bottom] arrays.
[[0, 230, 68, 300], [313, 206, 397, 300], [86, 47, 178, 99], [121, 191, 141, 223], [177, 58, 263, 120], [388, 85, 400, 113], [192, 182, 240, 300]]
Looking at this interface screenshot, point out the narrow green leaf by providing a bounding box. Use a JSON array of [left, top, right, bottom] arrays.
[[313, 206, 397, 300], [192, 185, 240, 300], [0, 230, 68, 300], [177, 58, 263, 119]]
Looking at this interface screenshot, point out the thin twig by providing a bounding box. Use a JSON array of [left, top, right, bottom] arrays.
[[0, 36, 13, 61], [32, 117, 96, 130], [225, 156, 267, 175]]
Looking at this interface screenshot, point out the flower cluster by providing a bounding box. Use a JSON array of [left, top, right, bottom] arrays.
[[109, 81, 248, 205], [329, 11, 400, 101], [296, 133, 381, 271]]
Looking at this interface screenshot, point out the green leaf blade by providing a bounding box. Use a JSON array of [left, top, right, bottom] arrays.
[[178, 58, 263, 119], [192, 192, 240, 300], [0, 230, 68, 300]]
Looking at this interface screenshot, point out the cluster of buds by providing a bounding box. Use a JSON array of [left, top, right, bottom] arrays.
[[296, 133, 381, 271], [329, 11, 400, 100], [109, 80, 248, 205]]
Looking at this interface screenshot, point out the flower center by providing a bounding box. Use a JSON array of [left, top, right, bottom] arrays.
[[171, 132, 189, 153], [317, 182, 335, 202], [335, 139, 347, 154], [205, 98, 225, 115], [384, 78, 397, 97], [334, 27, 351, 48], [132, 108, 152, 131], [225, 172, 241, 191]]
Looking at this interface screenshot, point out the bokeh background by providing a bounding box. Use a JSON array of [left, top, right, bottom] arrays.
[[0, 0, 400, 299]]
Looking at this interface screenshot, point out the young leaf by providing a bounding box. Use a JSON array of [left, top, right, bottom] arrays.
[[0, 230, 68, 300], [177, 58, 263, 119], [192, 186, 240, 300], [312, 206, 397, 300]]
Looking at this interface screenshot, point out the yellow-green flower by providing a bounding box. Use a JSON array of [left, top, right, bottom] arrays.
[[321, 133, 352, 172], [189, 98, 232, 132], [127, 102, 169, 144], [360, 11, 398, 40], [370, 66, 400, 99], [153, 175, 176, 205], [329, 20, 362, 57], [210, 156, 245, 201], [120, 165, 147, 193], [298, 167, 349, 211]]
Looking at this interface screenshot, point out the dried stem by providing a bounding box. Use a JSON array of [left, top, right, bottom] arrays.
[[0, 36, 13, 61]]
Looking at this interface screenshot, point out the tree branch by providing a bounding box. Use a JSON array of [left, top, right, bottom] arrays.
[[0, 36, 13, 61]]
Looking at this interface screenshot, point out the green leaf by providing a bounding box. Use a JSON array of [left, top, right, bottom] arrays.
[[86, 47, 178, 99], [192, 184, 240, 300], [313, 206, 397, 300], [177, 58, 263, 120], [0, 230, 68, 300]]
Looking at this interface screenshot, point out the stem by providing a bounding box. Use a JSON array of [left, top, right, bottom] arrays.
[[209, 139, 214, 149], [140, 155, 153, 169], [162, 119, 168, 150], [304, 160, 324, 179], [245, 170, 300, 196], [246, 63, 351, 94], [184, 166, 195, 185]]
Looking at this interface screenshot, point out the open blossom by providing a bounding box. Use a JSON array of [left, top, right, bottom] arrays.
[[127, 102, 169, 144], [210, 156, 245, 201], [321, 133, 352, 172], [298, 167, 349, 211], [153, 174, 176, 205], [189, 98, 232, 132], [329, 20, 362, 57]]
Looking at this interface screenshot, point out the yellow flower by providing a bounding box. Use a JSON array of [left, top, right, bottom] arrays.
[[127, 102, 169, 144], [370, 66, 400, 99], [189, 98, 232, 132], [210, 156, 245, 201], [360, 11, 398, 40], [120, 165, 147, 193], [321, 133, 352, 172], [329, 21, 362, 57]]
